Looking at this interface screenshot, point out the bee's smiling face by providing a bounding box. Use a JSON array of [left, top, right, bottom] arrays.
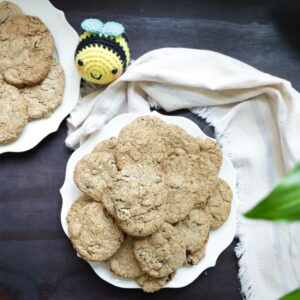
[[76, 46, 123, 85]]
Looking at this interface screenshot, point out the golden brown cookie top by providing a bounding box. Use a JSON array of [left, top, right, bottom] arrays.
[[0, 15, 55, 86], [161, 153, 195, 223], [161, 123, 200, 156], [176, 208, 211, 261], [73, 151, 118, 202], [67, 195, 124, 262], [205, 178, 233, 229], [115, 116, 169, 169], [134, 222, 186, 278], [113, 164, 167, 237], [108, 235, 143, 279], [197, 138, 223, 175]]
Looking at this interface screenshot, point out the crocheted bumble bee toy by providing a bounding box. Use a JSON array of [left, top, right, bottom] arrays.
[[75, 19, 130, 85]]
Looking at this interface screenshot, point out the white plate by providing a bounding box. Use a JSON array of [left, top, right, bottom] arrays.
[[0, 0, 80, 154], [60, 112, 239, 289]]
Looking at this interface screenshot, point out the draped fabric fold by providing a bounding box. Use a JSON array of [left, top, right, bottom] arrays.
[[66, 48, 300, 299]]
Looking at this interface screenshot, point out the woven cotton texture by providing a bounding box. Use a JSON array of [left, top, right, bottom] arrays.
[[67, 48, 300, 300]]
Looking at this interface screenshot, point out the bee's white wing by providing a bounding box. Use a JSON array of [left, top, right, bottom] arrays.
[[103, 22, 124, 36], [81, 18, 103, 33]]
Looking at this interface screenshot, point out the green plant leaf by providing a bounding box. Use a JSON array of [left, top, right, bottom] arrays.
[[245, 162, 300, 221], [280, 287, 300, 300]]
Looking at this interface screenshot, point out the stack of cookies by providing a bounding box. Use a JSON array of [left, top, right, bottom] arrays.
[[0, 1, 65, 144], [67, 116, 233, 292]]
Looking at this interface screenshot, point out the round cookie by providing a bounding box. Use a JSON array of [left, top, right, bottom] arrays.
[[115, 116, 168, 169], [67, 195, 124, 262], [0, 80, 28, 144], [136, 272, 175, 293], [0, 15, 55, 86], [0, 1, 24, 25], [197, 138, 223, 175], [113, 164, 167, 236], [20, 58, 65, 120], [92, 137, 117, 154], [161, 153, 195, 224], [186, 246, 206, 265], [162, 123, 200, 156], [73, 152, 118, 202], [108, 235, 143, 279], [175, 209, 211, 260], [206, 178, 233, 229], [134, 222, 186, 278]]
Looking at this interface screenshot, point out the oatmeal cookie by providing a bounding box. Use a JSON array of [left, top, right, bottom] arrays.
[[197, 138, 222, 175], [136, 272, 175, 293], [162, 123, 199, 156], [186, 246, 207, 265], [108, 235, 143, 279], [67, 195, 124, 262], [134, 223, 186, 278], [175, 209, 210, 262], [161, 153, 195, 223], [206, 178, 233, 229], [0, 15, 55, 86], [115, 116, 168, 169], [73, 152, 118, 202], [113, 164, 167, 236]]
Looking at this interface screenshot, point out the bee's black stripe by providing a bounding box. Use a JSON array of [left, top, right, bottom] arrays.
[[121, 33, 129, 43], [75, 34, 127, 72]]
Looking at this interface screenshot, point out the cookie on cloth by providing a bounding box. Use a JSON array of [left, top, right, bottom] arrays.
[[113, 164, 167, 236], [136, 272, 175, 293], [134, 222, 186, 278], [0, 80, 28, 144], [0, 1, 24, 25], [21, 58, 65, 120], [73, 151, 118, 202], [205, 178, 233, 229], [0, 15, 55, 86], [108, 235, 143, 279], [67, 195, 124, 262], [175, 209, 211, 264]]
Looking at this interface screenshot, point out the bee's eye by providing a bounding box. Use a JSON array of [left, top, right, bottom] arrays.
[[112, 68, 118, 74], [78, 59, 84, 66]]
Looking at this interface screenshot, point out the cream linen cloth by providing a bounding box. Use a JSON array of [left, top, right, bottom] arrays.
[[66, 48, 300, 299]]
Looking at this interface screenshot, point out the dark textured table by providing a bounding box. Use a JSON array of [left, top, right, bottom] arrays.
[[1, 1, 300, 299]]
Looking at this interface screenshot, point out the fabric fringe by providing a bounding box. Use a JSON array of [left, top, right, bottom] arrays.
[[192, 107, 255, 300]]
